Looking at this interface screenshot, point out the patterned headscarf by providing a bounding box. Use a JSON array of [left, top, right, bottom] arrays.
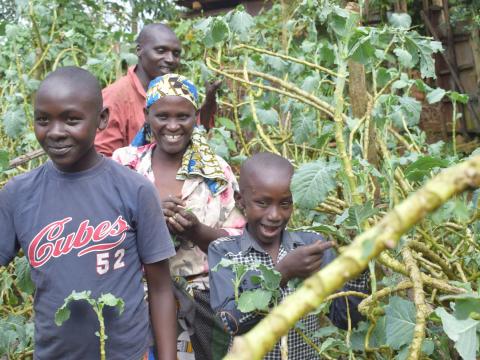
[[146, 73, 199, 110], [130, 74, 228, 196]]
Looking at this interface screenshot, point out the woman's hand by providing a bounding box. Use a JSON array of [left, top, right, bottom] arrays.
[[162, 195, 199, 238]]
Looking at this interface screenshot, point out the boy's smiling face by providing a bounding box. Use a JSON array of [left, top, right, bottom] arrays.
[[34, 74, 108, 172], [238, 167, 293, 248]]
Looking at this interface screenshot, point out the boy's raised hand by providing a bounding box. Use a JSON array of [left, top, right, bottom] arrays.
[[275, 240, 335, 286]]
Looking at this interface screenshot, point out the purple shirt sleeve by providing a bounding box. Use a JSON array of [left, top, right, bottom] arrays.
[[0, 181, 19, 265], [135, 182, 175, 264]]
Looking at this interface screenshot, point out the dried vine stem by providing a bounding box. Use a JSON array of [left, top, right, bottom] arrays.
[[408, 240, 456, 280], [402, 247, 428, 360], [226, 69, 345, 121], [232, 44, 341, 78], [224, 156, 480, 360], [358, 280, 413, 315], [205, 58, 339, 121], [377, 253, 465, 294]]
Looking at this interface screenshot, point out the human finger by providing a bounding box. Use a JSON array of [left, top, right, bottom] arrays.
[[309, 240, 335, 254], [168, 216, 185, 232], [173, 213, 193, 229]]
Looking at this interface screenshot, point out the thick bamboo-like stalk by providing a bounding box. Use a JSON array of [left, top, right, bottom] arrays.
[[402, 247, 428, 360], [224, 156, 480, 360]]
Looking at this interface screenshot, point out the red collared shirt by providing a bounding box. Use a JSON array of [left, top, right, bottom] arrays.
[[95, 66, 146, 157]]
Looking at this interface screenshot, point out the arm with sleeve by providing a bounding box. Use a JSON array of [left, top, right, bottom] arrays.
[[208, 241, 263, 335], [95, 93, 127, 157], [321, 247, 370, 330], [0, 182, 19, 266], [135, 182, 175, 264], [215, 157, 246, 236]]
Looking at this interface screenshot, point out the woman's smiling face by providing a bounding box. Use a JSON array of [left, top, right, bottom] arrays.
[[147, 96, 197, 157]]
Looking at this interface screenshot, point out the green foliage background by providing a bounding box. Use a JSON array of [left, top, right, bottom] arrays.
[[1, 0, 480, 359]]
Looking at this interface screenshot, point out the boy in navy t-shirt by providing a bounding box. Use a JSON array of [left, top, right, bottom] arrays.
[[0, 67, 176, 360]]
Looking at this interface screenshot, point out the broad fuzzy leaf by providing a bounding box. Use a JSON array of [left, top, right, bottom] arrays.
[[293, 113, 316, 144], [229, 10, 254, 35], [385, 296, 416, 350], [98, 293, 125, 315], [388, 13, 412, 29], [55, 307, 71, 326], [257, 264, 281, 291], [435, 307, 479, 360], [237, 289, 272, 313], [393, 48, 413, 68], [404, 156, 449, 182], [13, 257, 34, 295], [210, 19, 229, 44], [3, 108, 26, 138], [256, 108, 279, 126], [291, 160, 340, 209], [426, 88, 446, 104]]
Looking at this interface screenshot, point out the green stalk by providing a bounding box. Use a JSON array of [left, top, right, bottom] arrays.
[[94, 304, 107, 360], [332, 56, 361, 205], [223, 156, 480, 360]]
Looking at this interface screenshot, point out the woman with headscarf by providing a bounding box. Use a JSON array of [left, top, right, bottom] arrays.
[[112, 74, 245, 360]]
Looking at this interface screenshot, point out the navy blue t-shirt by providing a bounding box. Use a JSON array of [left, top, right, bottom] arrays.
[[0, 158, 175, 360]]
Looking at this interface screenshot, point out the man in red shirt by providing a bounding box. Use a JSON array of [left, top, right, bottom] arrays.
[[95, 23, 219, 157]]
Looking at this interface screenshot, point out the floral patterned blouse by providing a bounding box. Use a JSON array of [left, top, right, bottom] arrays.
[[112, 143, 246, 288]]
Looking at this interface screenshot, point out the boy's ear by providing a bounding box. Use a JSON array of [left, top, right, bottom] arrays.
[[136, 43, 142, 57], [98, 107, 109, 131], [234, 190, 244, 211]]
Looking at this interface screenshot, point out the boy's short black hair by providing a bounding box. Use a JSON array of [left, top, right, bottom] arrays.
[[38, 66, 103, 111], [239, 152, 294, 191]]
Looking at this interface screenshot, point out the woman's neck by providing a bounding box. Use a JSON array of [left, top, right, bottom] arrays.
[[152, 145, 184, 167]]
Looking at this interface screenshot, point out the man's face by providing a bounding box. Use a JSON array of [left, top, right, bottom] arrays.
[[137, 29, 181, 80], [239, 170, 293, 247], [34, 81, 108, 172], [147, 96, 196, 157]]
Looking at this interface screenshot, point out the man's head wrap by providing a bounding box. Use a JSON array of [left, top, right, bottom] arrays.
[[146, 73, 199, 110]]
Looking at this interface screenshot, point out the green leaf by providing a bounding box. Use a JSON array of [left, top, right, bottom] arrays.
[[55, 307, 71, 326], [291, 160, 340, 209], [426, 88, 446, 104], [0, 149, 9, 171], [3, 108, 26, 138], [237, 289, 272, 313], [435, 307, 479, 360], [385, 296, 416, 350], [293, 113, 316, 144], [229, 10, 254, 35], [393, 48, 413, 68], [404, 156, 449, 182], [344, 201, 379, 230], [256, 108, 279, 126], [216, 117, 236, 131], [210, 19, 229, 44], [257, 264, 281, 291], [440, 293, 480, 320], [448, 91, 469, 104], [389, 13, 412, 29], [14, 257, 34, 295], [98, 293, 125, 315]]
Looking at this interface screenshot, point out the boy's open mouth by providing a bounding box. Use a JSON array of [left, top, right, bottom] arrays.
[[260, 224, 282, 237]]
